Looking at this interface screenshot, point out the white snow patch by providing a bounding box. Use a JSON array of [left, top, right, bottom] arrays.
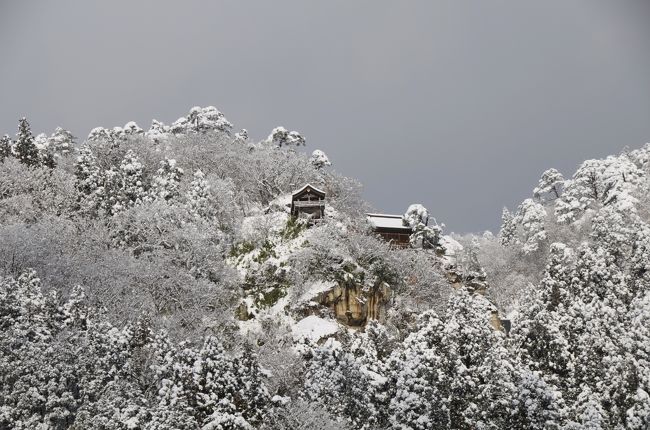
[[440, 235, 463, 266], [292, 315, 339, 342], [298, 280, 337, 304]]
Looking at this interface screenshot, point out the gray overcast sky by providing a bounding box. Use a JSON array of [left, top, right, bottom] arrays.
[[1, 1, 650, 232]]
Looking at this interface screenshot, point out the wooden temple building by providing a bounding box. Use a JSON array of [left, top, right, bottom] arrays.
[[366, 213, 414, 248], [291, 184, 326, 221]]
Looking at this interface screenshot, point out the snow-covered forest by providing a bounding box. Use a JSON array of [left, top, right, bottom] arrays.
[[1, 106, 650, 429]]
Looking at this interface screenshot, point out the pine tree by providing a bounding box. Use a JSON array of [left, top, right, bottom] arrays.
[[119, 149, 146, 209], [186, 169, 214, 220], [48, 127, 75, 155], [499, 207, 516, 246], [0, 134, 12, 162], [74, 145, 105, 213], [387, 311, 450, 429], [309, 149, 331, 169], [514, 244, 575, 381], [534, 168, 564, 201], [303, 338, 379, 430], [516, 198, 547, 254], [470, 342, 519, 429], [14, 117, 40, 167], [266, 127, 306, 147], [512, 370, 566, 429], [232, 343, 271, 426], [565, 386, 608, 430]]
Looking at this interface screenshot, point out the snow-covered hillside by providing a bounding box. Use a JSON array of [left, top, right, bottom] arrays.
[[1, 108, 649, 429]]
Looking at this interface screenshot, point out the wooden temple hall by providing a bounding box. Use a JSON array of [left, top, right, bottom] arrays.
[[291, 184, 326, 221], [366, 213, 414, 248]]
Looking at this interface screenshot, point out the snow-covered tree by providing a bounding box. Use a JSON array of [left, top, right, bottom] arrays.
[[455, 237, 487, 291], [402, 203, 429, 229], [512, 369, 566, 429], [118, 149, 146, 210], [265, 127, 306, 147], [48, 127, 75, 155], [534, 168, 564, 201], [310, 149, 331, 169], [470, 342, 519, 429], [234, 128, 249, 144], [387, 311, 450, 429], [87, 126, 114, 143], [303, 338, 380, 430], [171, 106, 233, 135], [145, 119, 171, 143], [74, 145, 102, 196], [14, 117, 40, 167], [0, 134, 12, 162], [123, 121, 144, 136], [186, 169, 214, 220], [499, 206, 516, 246], [516, 198, 547, 254], [555, 156, 644, 223], [149, 158, 184, 202]]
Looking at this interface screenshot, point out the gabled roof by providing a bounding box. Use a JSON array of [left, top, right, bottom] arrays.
[[292, 183, 325, 197], [366, 213, 410, 230]]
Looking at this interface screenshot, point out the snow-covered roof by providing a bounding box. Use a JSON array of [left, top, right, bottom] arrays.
[[292, 183, 325, 197], [366, 213, 410, 230]]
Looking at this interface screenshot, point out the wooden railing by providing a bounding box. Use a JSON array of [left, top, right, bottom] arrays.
[[293, 200, 325, 208]]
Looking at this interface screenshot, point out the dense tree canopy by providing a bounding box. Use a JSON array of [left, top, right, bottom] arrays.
[[1, 107, 649, 428]]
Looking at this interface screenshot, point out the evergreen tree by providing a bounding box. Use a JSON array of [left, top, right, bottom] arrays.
[[265, 126, 306, 147], [0, 134, 12, 162], [387, 311, 450, 429], [149, 158, 184, 202], [310, 149, 331, 169], [533, 168, 564, 201], [516, 198, 547, 254], [470, 342, 518, 429], [303, 338, 379, 430], [186, 169, 214, 220], [512, 369, 566, 429], [514, 244, 575, 381], [48, 127, 75, 155], [118, 149, 146, 210], [74, 145, 105, 213], [499, 207, 516, 246], [233, 343, 271, 426], [14, 117, 40, 167]]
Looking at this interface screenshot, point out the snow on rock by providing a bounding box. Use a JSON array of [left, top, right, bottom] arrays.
[[298, 280, 337, 304], [292, 315, 339, 342], [440, 234, 463, 266]]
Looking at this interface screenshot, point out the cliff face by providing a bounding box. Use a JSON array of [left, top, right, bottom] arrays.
[[317, 282, 390, 327]]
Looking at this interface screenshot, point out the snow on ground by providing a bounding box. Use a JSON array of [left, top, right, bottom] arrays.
[[292, 315, 339, 342]]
